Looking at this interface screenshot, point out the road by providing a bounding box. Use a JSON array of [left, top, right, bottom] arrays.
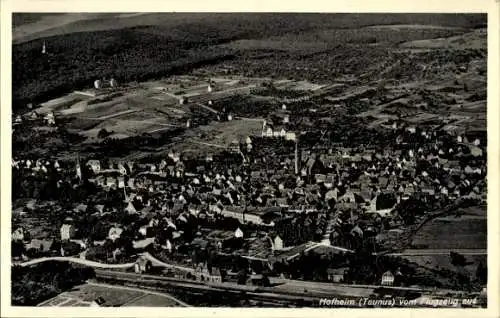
[[387, 249, 487, 256], [15, 252, 470, 305], [188, 140, 227, 149], [234, 116, 266, 122], [14, 256, 137, 269], [78, 109, 139, 121], [14, 252, 199, 273]]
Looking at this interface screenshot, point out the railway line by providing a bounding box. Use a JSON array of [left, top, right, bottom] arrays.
[[93, 269, 331, 306]]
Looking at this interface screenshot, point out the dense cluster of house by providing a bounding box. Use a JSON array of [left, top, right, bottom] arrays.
[[12, 112, 486, 287]]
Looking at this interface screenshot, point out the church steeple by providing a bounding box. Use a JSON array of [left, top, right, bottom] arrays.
[[76, 154, 82, 180]]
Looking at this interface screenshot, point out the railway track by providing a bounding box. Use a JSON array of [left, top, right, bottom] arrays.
[[93, 269, 324, 306]]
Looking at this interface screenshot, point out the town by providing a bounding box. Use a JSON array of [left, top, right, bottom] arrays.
[[10, 13, 487, 308]]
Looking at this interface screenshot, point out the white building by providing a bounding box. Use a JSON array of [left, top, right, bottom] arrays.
[[109, 78, 118, 88], [87, 160, 101, 174], [265, 127, 273, 137], [60, 224, 75, 241], [381, 271, 394, 286], [108, 227, 123, 242], [273, 235, 284, 251], [12, 227, 26, 241], [234, 227, 244, 238]]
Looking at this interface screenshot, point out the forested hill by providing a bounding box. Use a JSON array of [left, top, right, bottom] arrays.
[[12, 13, 486, 111]]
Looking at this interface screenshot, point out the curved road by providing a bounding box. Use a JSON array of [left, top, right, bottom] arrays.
[[14, 256, 137, 269], [13, 252, 197, 273]]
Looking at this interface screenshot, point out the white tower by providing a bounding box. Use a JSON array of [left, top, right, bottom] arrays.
[[76, 155, 82, 180], [42, 41, 47, 54]]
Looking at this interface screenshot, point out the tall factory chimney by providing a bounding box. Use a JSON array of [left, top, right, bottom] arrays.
[[294, 140, 299, 175]]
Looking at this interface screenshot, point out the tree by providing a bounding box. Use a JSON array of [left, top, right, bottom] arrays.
[[475, 260, 487, 285], [62, 241, 81, 256], [450, 251, 467, 267], [12, 241, 25, 258], [237, 268, 248, 285], [97, 128, 111, 139]]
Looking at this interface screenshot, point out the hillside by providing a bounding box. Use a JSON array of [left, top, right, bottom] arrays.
[[13, 13, 486, 44], [12, 13, 486, 111]]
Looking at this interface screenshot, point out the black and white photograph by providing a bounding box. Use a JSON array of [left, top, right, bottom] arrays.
[[4, 9, 495, 312]]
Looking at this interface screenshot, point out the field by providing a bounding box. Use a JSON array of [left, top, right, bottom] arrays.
[[411, 206, 487, 250], [38, 282, 183, 307]]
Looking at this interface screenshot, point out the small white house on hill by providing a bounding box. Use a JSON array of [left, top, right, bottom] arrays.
[[234, 227, 244, 238]]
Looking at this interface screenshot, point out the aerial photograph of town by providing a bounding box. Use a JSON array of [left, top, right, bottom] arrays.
[[9, 12, 487, 308]]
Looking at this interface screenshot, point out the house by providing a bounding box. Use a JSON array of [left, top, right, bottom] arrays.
[[339, 189, 356, 203], [378, 177, 389, 189], [315, 174, 327, 184], [45, 112, 56, 125], [125, 201, 138, 214], [327, 268, 346, 283], [12, 227, 26, 241], [95, 175, 106, 187], [25, 239, 54, 253], [234, 227, 244, 238], [381, 271, 395, 286], [440, 186, 449, 196], [230, 139, 240, 153], [106, 177, 117, 188], [421, 186, 435, 196], [30, 111, 39, 120], [285, 132, 296, 141], [134, 257, 152, 274], [118, 163, 127, 175], [324, 175, 335, 188], [265, 127, 274, 137], [133, 237, 155, 250], [273, 235, 284, 251], [117, 177, 125, 188], [139, 225, 150, 237], [108, 227, 123, 242], [87, 160, 101, 174], [162, 239, 173, 252], [325, 189, 339, 202], [275, 198, 289, 208], [90, 297, 106, 307], [209, 267, 223, 283], [60, 224, 75, 241]]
